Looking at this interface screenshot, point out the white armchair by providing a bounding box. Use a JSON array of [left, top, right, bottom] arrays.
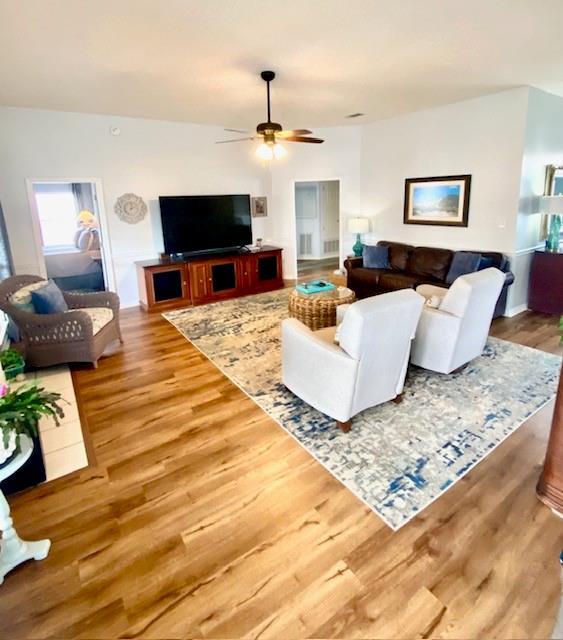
[[281, 289, 424, 432], [411, 267, 505, 374]]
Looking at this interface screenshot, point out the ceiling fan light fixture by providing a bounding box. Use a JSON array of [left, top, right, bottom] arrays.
[[272, 143, 286, 159], [256, 142, 274, 161]]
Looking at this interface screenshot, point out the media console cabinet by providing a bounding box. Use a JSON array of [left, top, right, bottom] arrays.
[[136, 246, 283, 311]]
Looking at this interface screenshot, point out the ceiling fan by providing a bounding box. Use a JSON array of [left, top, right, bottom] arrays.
[[216, 70, 324, 159]]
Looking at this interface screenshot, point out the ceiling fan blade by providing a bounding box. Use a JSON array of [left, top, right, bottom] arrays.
[[276, 129, 313, 138], [215, 137, 255, 144], [284, 136, 324, 144], [224, 128, 249, 134]]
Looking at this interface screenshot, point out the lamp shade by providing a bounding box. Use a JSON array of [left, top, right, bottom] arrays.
[[348, 217, 369, 234], [541, 196, 563, 215]]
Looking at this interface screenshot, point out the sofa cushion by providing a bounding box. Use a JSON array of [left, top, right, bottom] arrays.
[[348, 267, 388, 286], [362, 245, 389, 269], [478, 255, 495, 270], [408, 247, 453, 281], [446, 251, 482, 284], [377, 241, 414, 271], [378, 271, 429, 291], [31, 280, 68, 314], [9, 281, 48, 313]]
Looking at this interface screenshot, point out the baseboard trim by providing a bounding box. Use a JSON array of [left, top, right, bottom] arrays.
[[504, 304, 528, 318]]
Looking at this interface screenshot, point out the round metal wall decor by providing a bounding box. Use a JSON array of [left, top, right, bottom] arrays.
[[114, 193, 147, 224]]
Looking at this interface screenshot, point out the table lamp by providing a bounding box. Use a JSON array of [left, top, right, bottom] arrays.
[[541, 196, 563, 253], [348, 217, 370, 257]]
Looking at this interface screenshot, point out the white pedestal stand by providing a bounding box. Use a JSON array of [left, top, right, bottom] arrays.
[[0, 435, 50, 585]]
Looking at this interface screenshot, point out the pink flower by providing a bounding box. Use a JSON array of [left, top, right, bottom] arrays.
[[0, 383, 9, 397]]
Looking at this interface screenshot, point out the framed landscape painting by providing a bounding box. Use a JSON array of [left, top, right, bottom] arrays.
[[404, 175, 471, 227]]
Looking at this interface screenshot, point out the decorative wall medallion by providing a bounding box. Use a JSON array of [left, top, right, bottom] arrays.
[[114, 193, 147, 224]]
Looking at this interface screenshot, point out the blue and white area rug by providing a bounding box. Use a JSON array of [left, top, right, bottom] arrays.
[[164, 290, 561, 530]]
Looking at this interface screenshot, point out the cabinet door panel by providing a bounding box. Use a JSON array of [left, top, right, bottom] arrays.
[[189, 263, 210, 303], [209, 260, 238, 297]]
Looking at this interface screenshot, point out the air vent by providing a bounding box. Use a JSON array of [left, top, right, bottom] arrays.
[[299, 233, 313, 256], [324, 239, 339, 254], [345, 112, 365, 119]]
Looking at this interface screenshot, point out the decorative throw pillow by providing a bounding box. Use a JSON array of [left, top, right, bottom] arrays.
[[478, 256, 495, 270], [31, 280, 68, 314], [8, 281, 49, 313], [363, 245, 390, 269], [446, 251, 481, 284]]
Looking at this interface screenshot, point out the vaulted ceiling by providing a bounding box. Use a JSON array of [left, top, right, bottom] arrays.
[[1, 0, 562, 129]]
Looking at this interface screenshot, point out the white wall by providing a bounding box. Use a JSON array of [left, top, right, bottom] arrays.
[[2, 87, 560, 314], [0, 107, 270, 306], [267, 126, 361, 278], [360, 89, 529, 257], [509, 88, 563, 311]]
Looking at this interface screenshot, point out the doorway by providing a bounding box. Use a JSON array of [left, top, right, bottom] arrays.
[[294, 180, 340, 278], [29, 181, 110, 292]]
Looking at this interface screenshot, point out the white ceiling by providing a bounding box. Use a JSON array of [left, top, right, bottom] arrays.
[[1, 0, 563, 130]]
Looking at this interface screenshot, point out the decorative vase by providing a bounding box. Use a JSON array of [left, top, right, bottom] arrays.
[[352, 233, 363, 257], [0, 430, 17, 469], [546, 214, 562, 253]]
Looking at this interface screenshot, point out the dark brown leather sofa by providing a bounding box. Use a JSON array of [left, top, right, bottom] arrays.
[[344, 240, 514, 318]]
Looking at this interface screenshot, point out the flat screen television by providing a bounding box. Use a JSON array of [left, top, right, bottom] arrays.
[[159, 194, 252, 255]]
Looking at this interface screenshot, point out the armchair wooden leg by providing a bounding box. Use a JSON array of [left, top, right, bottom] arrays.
[[452, 363, 469, 374], [392, 393, 403, 404], [337, 420, 352, 433]]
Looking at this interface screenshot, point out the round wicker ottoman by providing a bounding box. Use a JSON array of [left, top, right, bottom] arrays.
[[288, 286, 356, 330]]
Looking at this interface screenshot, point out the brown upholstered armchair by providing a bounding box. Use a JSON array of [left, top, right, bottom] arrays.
[[0, 275, 122, 368]]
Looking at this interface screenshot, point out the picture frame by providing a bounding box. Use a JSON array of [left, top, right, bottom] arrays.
[[251, 196, 268, 218], [403, 175, 471, 227]]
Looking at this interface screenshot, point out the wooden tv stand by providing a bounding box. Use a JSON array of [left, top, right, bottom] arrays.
[[136, 246, 283, 311]]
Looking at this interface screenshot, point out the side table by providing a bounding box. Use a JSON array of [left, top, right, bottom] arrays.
[[528, 249, 563, 314], [0, 435, 51, 585]]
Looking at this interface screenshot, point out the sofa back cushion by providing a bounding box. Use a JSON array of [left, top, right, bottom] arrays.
[[446, 251, 482, 284], [363, 245, 389, 269], [8, 281, 47, 313], [408, 247, 453, 281], [377, 241, 414, 271]]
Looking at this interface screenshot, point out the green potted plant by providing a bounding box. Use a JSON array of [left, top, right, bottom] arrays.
[[0, 383, 65, 468], [0, 349, 25, 380]]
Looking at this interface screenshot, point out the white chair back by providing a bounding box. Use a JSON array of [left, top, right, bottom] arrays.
[[440, 267, 505, 365], [338, 289, 424, 414]]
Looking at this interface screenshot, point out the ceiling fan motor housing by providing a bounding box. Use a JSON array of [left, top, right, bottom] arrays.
[[257, 121, 282, 135]]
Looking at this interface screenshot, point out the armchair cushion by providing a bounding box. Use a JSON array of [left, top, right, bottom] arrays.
[[31, 280, 68, 314], [73, 307, 113, 334], [9, 281, 47, 313]]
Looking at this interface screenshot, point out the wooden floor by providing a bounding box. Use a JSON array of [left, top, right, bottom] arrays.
[[0, 297, 561, 638]]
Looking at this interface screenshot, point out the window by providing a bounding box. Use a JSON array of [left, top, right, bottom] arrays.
[[34, 185, 78, 249]]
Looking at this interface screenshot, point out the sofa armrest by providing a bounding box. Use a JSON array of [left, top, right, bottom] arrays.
[[344, 257, 363, 272], [503, 271, 514, 287]]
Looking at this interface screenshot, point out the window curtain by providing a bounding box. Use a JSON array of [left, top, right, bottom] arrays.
[[0, 200, 14, 280], [71, 183, 95, 213]]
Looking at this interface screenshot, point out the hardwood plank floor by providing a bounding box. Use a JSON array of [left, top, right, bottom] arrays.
[[0, 296, 561, 639]]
